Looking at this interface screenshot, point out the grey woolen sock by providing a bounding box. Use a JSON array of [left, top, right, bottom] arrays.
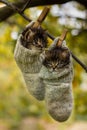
[[39, 62, 73, 122], [39, 38, 74, 122], [14, 35, 45, 100]]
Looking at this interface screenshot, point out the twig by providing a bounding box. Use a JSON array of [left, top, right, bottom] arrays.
[[33, 7, 50, 28], [0, 0, 32, 22], [71, 52, 87, 72], [21, 0, 32, 13], [0, 0, 87, 72]]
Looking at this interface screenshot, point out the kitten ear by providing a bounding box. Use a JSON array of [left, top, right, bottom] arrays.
[[21, 21, 35, 36], [48, 37, 59, 50], [26, 21, 35, 28], [61, 49, 70, 60]]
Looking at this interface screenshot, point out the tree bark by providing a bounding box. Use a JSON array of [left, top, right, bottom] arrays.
[[0, 0, 87, 22]]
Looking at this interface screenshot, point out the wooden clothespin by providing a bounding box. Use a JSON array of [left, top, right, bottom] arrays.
[[56, 29, 68, 47], [33, 7, 50, 28]]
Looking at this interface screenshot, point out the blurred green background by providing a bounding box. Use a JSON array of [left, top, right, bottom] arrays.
[[0, 1, 87, 130]]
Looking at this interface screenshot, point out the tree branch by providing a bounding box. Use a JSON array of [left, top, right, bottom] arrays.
[[21, 0, 32, 13], [0, 0, 87, 22], [0, 0, 31, 22]]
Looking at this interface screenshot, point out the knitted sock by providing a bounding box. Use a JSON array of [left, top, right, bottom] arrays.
[[14, 34, 45, 100], [39, 38, 74, 122], [40, 60, 73, 122]]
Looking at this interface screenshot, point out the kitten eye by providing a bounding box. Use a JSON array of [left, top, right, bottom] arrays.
[[33, 39, 39, 45], [48, 63, 52, 67], [45, 61, 52, 68], [55, 63, 59, 68]]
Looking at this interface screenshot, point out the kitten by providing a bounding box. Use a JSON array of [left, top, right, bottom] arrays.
[[43, 46, 70, 72], [21, 26, 47, 50]]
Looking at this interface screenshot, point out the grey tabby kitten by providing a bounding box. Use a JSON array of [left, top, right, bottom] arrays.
[[14, 21, 47, 100], [21, 22, 47, 49], [39, 38, 73, 122]]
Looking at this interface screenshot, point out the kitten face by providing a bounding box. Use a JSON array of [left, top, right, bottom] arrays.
[[43, 47, 70, 72], [21, 27, 47, 50]]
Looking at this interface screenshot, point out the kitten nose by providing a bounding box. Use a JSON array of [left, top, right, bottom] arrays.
[[38, 42, 43, 48], [53, 68, 56, 71], [52, 66, 56, 71]]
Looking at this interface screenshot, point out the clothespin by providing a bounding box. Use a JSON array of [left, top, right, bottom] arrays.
[[33, 7, 50, 28], [56, 29, 68, 47]]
